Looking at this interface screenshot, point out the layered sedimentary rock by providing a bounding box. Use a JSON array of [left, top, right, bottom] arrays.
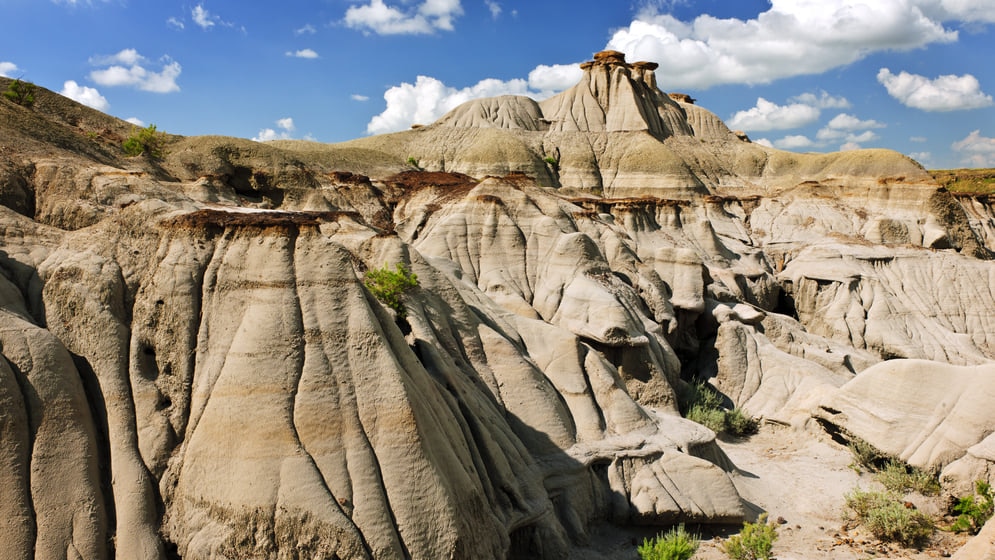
[[2, 52, 995, 559]]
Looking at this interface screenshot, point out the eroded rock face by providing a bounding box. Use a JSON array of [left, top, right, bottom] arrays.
[[2, 70, 995, 559]]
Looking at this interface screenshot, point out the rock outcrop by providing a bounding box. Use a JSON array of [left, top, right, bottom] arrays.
[[1, 57, 995, 559]]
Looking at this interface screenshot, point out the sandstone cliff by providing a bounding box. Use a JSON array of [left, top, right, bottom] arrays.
[[1, 54, 995, 559]]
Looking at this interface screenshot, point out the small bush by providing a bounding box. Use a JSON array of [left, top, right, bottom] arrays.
[[722, 513, 778, 560], [848, 437, 889, 472], [364, 262, 419, 318], [950, 480, 994, 534], [3, 79, 36, 107], [725, 408, 759, 437], [875, 460, 940, 496], [637, 524, 699, 560], [687, 403, 726, 433], [845, 488, 933, 546], [680, 381, 757, 437], [406, 156, 423, 170], [543, 156, 559, 171], [123, 124, 166, 160]]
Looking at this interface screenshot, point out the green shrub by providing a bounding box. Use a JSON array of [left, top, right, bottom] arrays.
[[848, 437, 888, 472], [722, 513, 778, 560], [364, 263, 419, 318], [406, 156, 423, 170], [875, 460, 940, 496], [123, 124, 166, 160], [680, 381, 757, 437], [637, 524, 699, 560], [844, 488, 933, 546], [543, 156, 559, 171], [687, 403, 726, 433], [950, 480, 994, 534], [3, 79, 36, 107], [725, 408, 759, 437]]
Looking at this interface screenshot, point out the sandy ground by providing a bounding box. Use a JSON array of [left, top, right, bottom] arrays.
[[576, 422, 970, 559]]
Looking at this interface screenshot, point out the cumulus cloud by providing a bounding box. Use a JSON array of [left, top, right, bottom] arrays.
[[366, 64, 578, 134], [126, 117, 146, 126], [351, 94, 370, 101], [727, 98, 821, 131], [952, 130, 995, 167], [286, 49, 319, 59], [839, 142, 862, 152], [60, 80, 109, 111], [815, 112, 884, 147], [908, 151, 932, 166], [605, 1, 961, 89], [0, 61, 19, 77], [789, 91, 850, 109], [485, 0, 501, 19], [89, 49, 182, 93], [344, 0, 463, 35], [877, 68, 993, 111], [253, 117, 295, 142], [774, 135, 815, 150]]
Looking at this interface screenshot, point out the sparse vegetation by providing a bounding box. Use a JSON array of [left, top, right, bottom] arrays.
[[722, 513, 778, 560], [680, 381, 758, 437], [637, 524, 699, 560], [543, 155, 559, 171], [3, 79, 36, 107], [875, 460, 940, 496], [406, 156, 424, 170], [123, 124, 166, 159], [364, 263, 419, 318], [949, 480, 994, 534], [847, 437, 889, 472], [931, 168, 995, 195], [844, 488, 934, 547]]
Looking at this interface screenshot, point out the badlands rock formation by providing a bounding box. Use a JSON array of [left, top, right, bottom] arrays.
[[1, 50, 995, 559]]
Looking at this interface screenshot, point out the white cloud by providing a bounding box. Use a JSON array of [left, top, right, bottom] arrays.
[[840, 142, 863, 151], [192, 4, 216, 29], [167, 17, 185, 30], [253, 118, 295, 142], [527, 64, 583, 95], [789, 91, 850, 109], [908, 151, 932, 165], [877, 68, 993, 111], [126, 117, 145, 126], [286, 49, 319, 59], [60, 80, 109, 111], [952, 130, 995, 167], [753, 138, 774, 148], [912, 0, 995, 24], [351, 94, 370, 101], [365, 63, 579, 134], [816, 113, 885, 147], [295, 24, 317, 35], [89, 49, 182, 93], [485, 0, 501, 18], [727, 98, 820, 131], [344, 0, 463, 35], [605, 1, 960, 90], [824, 113, 886, 131], [0, 61, 19, 77], [774, 135, 815, 150]]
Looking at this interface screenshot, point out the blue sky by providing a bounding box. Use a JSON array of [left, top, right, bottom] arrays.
[[2, 0, 994, 168]]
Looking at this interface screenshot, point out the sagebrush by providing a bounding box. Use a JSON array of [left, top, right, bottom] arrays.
[[722, 513, 777, 560], [875, 460, 940, 496], [637, 524, 699, 560], [681, 381, 758, 437], [844, 488, 933, 546]]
